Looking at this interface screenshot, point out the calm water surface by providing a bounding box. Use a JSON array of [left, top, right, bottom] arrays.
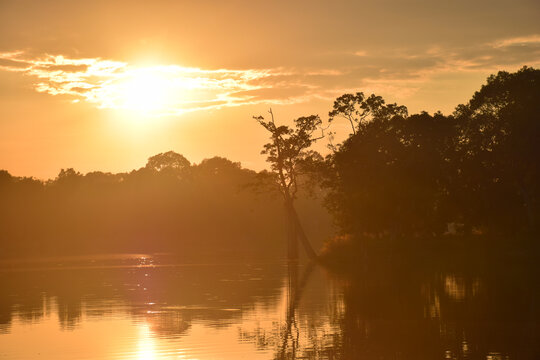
[[0, 254, 538, 359]]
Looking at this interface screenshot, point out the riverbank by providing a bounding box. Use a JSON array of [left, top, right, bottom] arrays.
[[318, 233, 540, 277]]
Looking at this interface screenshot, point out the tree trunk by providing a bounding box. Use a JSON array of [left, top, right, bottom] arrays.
[[285, 200, 318, 260], [286, 205, 299, 261]]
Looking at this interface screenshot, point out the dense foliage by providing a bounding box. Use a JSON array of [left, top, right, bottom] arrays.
[[324, 67, 539, 247]]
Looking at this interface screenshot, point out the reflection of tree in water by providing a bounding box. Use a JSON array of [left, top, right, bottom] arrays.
[[1, 256, 538, 358], [239, 261, 341, 359], [140, 310, 192, 338], [276, 261, 306, 359], [0, 258, 284, 338], [57, 297, 82, 330], [335, 260, 540, 360], [239, 258, 539, 360]]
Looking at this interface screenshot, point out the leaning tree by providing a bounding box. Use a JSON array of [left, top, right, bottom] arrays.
[[254, 109, 324, 260]]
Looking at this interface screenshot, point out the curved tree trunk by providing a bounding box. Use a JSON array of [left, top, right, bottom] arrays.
[[285, 200, 318, 260], [286, 204, 299, 261]]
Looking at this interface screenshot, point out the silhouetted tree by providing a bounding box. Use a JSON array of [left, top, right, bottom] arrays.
[[454, 66, 540, 235], [329, 92, 408, 136], [146, 151, 191, 180], [324, 67, 539, 251], [326, 95, 418, 238], [254, 109, 324, 260]]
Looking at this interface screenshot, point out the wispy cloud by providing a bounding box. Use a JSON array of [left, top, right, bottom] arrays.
[[344, 34, 540, 100], [491, 34, 540, 49], [0, 52, 298, 115], [1, 34, 539, 115]]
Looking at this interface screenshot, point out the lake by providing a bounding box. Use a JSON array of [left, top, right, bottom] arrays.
[[0, 254, 538, 359]]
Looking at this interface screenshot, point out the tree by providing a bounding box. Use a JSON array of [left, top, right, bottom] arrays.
[[53, 168, 83, 189], [146, 151, 191, 173], [325, 67, 539, 245], [329, 92, 408, 135], [254, 109, 324, 260], [454, 66, 540, 235], [325, 94, 420, 237]]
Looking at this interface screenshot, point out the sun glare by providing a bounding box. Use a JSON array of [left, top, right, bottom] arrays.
[[137, 323, 156, 360], [0, 52, 275, 117], [119, 69, 175, 113]]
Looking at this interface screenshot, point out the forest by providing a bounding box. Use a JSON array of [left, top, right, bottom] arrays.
[[0, 156, 332, 259], [320, 66, 539, 266], [0, 66, 538, 263]]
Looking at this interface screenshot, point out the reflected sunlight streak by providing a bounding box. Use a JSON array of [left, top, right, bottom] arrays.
[[137, 323, 156, 360]]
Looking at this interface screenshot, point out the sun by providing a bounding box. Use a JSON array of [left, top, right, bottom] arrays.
[[83, 64, 220, 117], [117, 68, 176, 114]]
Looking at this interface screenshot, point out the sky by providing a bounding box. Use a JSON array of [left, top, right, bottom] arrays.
[[1, 0, 539, 179]]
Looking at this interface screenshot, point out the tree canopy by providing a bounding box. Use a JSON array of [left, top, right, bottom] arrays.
[[324, 66, 539, 244]]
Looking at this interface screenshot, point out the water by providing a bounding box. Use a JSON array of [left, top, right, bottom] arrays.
[[0, 254, 538, 359]]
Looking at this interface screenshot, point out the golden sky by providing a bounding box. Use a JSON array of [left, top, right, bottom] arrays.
[[1, 0, 539, 179]]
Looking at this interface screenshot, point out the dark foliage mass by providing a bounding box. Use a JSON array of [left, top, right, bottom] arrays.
[[0, 154, 332, 259], [323, 66, 539, 254]]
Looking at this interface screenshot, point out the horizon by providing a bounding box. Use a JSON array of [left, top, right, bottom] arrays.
[[1, 151, 257, 181]]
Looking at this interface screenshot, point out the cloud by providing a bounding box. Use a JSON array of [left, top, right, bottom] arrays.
[[37, 64, 89, 72], [340, 34, 540, 99], [0, 52, 286, 115], [0, 58, 32, 70], [1, 35, 539, 115], [231, 86, 315, 103], [491, 34, 540, 48]]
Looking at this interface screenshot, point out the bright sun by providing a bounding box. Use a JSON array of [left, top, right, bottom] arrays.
[[119, 70, 174, 113], [88, 65, 212, 117]]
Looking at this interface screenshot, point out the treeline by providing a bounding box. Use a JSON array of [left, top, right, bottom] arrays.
[[0, 155, 332, 259], [321, 66, 539, 255], [1, 67, 538, 260]]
